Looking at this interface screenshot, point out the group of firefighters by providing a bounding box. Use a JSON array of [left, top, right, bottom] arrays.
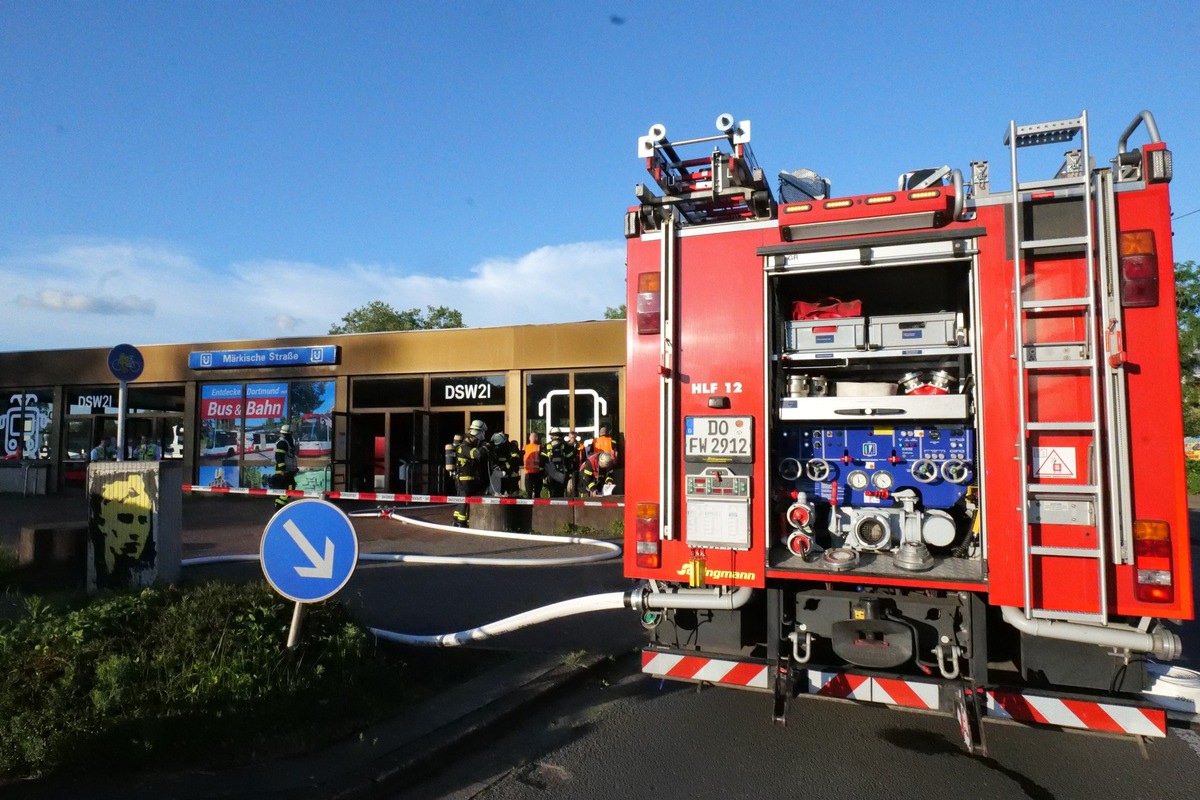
[[449, 420, 618, 527], [269, 419, 620, 524]]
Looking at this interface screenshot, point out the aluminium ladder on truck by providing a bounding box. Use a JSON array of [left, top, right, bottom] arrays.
[[1006, 112, 1132, 625]]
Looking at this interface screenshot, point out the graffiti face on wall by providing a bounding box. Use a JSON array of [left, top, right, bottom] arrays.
[[88, 471, 158, 588]]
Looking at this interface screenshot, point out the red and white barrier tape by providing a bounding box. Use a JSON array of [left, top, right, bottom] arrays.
[[182, 485, 623, 508]]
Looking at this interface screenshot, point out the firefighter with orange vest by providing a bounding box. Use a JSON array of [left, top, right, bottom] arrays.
[[592, 425, 618, 463], [523, 431, 544, 498]]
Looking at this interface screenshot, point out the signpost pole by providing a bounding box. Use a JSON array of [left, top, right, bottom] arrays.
[[286, 601, 306, 650], [107, 343, 144, 461], [117, 379, 128, 461]]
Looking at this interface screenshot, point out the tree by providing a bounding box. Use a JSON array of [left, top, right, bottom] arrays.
[[1176, 261, 1200, 436], [604, 304, 626, 320], [328, 302, 465, 334]]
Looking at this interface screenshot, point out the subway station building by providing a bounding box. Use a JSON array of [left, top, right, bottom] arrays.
[[0, 320, 624, 495]]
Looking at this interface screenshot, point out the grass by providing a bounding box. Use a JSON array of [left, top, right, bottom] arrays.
[[0, 581, 495, 780], [558, 520, 624, 541], [1187, 459, 1200, 495]]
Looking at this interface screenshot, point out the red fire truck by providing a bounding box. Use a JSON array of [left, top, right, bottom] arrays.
[[623, 110, 1191, 751]]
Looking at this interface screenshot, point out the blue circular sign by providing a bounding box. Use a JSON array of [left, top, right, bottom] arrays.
[[260, 499, 359, 603], [108, 343, 145, 382]]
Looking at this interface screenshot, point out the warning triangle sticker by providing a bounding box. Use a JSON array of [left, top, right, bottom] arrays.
[[1034, 448, 1076, 479]]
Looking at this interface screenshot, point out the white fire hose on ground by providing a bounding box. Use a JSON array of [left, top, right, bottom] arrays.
[[370, 584, 754, 648], [183, 506, 754, 648]]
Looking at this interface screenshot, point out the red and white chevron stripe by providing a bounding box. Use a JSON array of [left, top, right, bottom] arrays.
[[182, 485, 622, 508], [642, 651, 769, 689], [807, 671, 938, 709], [987, 690, 1167, 738]]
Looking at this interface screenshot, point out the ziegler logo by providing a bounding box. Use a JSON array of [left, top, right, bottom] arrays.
[[676, 564, 756, 582]]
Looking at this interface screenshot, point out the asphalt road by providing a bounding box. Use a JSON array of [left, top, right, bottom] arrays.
[[398, 655, 1200, 800]]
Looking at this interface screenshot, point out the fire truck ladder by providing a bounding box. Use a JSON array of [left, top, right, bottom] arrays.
[[1006, 112, 1110, 625]]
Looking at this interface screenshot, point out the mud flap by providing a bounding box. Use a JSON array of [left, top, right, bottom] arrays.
[[772, 654, 792, 726], [955, 685, 988, 756]]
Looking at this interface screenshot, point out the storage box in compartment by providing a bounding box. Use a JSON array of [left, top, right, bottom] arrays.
[[779, 394, 970, 420], [786, 317, 866, 352], [867, 312, 963, 350]]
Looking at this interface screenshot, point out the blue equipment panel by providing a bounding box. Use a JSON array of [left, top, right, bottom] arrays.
[[789, 425, 974, 509]]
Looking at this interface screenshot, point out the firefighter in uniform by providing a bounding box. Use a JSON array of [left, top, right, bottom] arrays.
[[453, 420, 487, 527], [274, 425, 298, 509], [491, 432, 521, 496], [523, 432, 544, 499], [543, 428, 569, 498], [580, 451, 616, 496], [444, 433, 463, 493], [563, 431, 581, 497]]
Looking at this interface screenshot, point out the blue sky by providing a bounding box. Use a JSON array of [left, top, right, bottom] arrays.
[[2, 1, 1197, 352]]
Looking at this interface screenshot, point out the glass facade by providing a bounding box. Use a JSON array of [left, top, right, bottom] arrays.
[[196, 379, 334, 490], [352, 378, 424, 408], [523, 370, 620, 444]]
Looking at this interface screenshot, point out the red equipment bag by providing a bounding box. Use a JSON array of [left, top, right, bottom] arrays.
[[792, 297, 863, 320]]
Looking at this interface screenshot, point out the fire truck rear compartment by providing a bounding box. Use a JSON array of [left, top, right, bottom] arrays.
[[767, 247, 982, 583]]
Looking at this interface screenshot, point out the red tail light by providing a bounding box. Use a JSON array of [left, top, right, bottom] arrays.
[[1118, 230, 1159, 308], [637, 272, 661, 335], [635, 502, 661, 568], [1133, 520, 1174, 603]]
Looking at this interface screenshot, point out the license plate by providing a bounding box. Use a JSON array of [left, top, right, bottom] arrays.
[[684, 416, 753, 463]]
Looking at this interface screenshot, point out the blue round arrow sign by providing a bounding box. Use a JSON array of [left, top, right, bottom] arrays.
[[260, 499, 359, 603]]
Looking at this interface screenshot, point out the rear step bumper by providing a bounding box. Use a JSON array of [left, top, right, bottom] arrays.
[[641, 649, 1168, 738]]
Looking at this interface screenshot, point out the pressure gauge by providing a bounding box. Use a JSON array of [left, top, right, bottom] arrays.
[[871, 470, 894, 490], [846, 469, 870, 490]]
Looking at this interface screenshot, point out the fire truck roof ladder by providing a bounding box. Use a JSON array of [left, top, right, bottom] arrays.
[[1008, 111, 1112, 626], [635, 115, 774, 227]]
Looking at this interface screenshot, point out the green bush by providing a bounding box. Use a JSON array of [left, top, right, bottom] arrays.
[[0, 546, 16, 584], [0, 582, 476, 779], [1186, 459, 1200, 495]]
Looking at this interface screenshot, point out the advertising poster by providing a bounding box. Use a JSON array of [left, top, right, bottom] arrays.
[[198, 384, 243, 488], [293, 380, 334, 491], [244, 382, 288, 489]]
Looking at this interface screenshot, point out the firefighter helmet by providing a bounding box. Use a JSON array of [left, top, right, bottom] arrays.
[[469, 419, 487, 438], [598, 452, 614, 468], [491, 432, 508, 446], [280, 425, 291, 434]]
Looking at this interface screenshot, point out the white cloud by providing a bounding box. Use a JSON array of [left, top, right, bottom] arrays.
[[18, 288, 155, 315], [0, 238, 626, 352]]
